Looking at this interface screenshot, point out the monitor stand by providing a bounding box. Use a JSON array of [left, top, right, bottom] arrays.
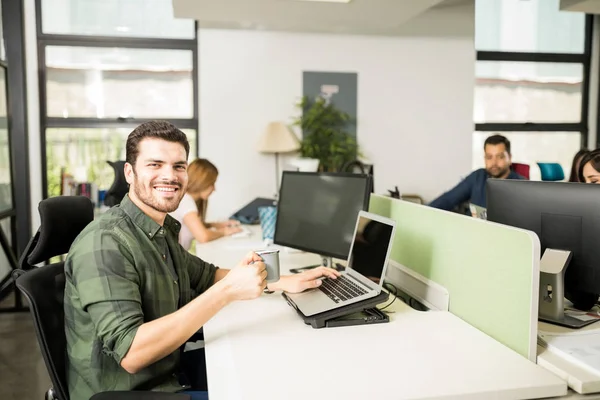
[[538, 248, 600, 329], [289, 256, 345, 274]]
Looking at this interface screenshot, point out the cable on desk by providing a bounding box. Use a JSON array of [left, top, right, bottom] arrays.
[[380, 282, 429, 312], [379, 282, 400, 312]]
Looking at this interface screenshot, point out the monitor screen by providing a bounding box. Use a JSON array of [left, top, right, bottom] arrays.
[[347, 214, 395, 285], [487, 179, 600, 310], [274, 172, 372, 259]]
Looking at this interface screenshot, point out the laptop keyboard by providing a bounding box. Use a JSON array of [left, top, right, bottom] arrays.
[[319, 275, 368, 303]]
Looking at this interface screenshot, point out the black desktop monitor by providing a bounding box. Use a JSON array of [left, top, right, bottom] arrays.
[[487, 179, 600, 311], [274, 171, 372, 261]]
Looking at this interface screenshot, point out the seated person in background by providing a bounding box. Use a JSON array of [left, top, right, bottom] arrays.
[[569, 149, 590, 183], [429, 134, 523, 212], [64, 121, 340, 400], [169, 158, 242, 250], [578, 148, 600, 184]]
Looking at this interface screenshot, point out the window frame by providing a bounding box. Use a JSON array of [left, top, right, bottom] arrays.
[[475, 14, 594, 150], [35, 0, 199, 199]]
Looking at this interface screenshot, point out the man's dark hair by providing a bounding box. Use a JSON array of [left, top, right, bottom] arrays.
[[484, 134, 511, 155], [125, 120, 190, 167], [578, 148, 600, 183]]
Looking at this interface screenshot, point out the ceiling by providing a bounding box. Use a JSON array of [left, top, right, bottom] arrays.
[[560, 0, 600, 14], [172, 0, 471, 36]]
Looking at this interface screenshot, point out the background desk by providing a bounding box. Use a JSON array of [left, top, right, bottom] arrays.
[[196, 228, 566, 400], [538, 321, 600, 397]]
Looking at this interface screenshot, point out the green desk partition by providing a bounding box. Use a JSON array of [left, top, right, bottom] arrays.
[[370, 195, 540, 361]]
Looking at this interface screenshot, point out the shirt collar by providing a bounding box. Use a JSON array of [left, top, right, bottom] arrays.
[[120, 195, 182, 239]]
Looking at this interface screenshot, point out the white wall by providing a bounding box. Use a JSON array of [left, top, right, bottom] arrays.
[[198, 3, 475, 220]]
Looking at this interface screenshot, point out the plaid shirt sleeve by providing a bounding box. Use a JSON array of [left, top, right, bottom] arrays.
[[183, 249, 218, 296], [70, 229, 143, 364]]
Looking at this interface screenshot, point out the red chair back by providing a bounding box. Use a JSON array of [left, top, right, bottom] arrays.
[[512, 163, 530, 180]]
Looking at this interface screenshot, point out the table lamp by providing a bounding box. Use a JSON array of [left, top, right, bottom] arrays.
[[257, 121, 300, 193]]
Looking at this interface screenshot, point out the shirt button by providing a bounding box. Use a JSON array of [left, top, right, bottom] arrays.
[[160, 229, 164, 235], [174, 280, 178, 285], [162, 254, 166, 260]]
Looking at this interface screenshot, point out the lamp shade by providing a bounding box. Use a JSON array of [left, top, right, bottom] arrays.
[[257, 122, 300, 154]]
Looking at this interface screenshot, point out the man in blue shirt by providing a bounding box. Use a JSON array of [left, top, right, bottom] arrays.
[[430, 134, 524, 212]]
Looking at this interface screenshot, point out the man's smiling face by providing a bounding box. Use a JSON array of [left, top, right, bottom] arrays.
[[125, 138, 188, 214]]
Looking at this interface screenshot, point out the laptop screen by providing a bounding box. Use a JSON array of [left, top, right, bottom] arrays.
[[347, 214, 395, 285]]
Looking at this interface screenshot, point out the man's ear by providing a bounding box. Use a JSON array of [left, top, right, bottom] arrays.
[[124, 162, 135, 185]]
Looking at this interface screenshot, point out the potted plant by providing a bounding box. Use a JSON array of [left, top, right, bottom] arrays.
[[291, 96, 359, 172]]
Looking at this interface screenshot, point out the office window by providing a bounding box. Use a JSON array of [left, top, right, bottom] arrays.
[[474, 0, 591, 171], [0, 67, 11, 214], [0, 1, 5, 61], [45, 46, 194, 119], [475, 61, 583, 123], [475, 0, 585, 54], [46, 128, 198, 197], [0, 218, 10, 246], [0, 216, 12, 291], [40, 0, 195, 39], [37, 0, 198, 199], [473, 132, 581, 180]]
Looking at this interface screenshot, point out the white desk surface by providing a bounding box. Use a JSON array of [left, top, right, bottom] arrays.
[[538, 321, 600, 397], [197, 228, 567, 400]]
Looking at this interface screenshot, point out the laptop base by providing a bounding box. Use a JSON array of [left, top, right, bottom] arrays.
[[325, 307, 389, 328], [283, 290, 390, 329]]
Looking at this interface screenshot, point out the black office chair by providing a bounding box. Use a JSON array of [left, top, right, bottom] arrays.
[[105, 160, 129, 207], [15, 196, 190, 400]]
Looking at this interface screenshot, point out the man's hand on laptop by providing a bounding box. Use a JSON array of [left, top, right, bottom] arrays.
[[268, 267, 341, 294]]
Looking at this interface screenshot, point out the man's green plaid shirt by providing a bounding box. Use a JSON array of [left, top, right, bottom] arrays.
[[64, 195, 218, 400]]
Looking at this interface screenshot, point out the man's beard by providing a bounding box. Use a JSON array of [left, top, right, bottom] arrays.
[[132, 176, 184, 213], [487, 166, 509, 179]]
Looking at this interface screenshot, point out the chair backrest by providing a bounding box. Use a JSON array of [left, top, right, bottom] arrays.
[[511, 162, 530, 180], [537, 162, 565, 181], [105, 160, 128, 207], [19, 196, 94, 269], [16, 263, 69, 400], [14, 196, 93, 400]]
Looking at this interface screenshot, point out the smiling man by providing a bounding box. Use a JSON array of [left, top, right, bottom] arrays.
[[429, 134, 524, 213], [63, 121, 339, 400]]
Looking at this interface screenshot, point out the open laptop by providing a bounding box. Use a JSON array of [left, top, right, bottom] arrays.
[[469, 203, 487, 220], [284, 211, 396, 316], [230, 197, 276, 224]]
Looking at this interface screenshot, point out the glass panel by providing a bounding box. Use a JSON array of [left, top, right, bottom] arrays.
[[475, 61, 583, 123], [0, 243, 10, 286], [472, 132, 582, 181], [46, 46, 194, 119], [475, 0, 585, 53], [46, 128, 198, 197], [0, 1, 5, 61], [0, 217, 11, 247], [41, 0, 195, 39], [0, 68, 12, 214], [0, 217, 11, 286]]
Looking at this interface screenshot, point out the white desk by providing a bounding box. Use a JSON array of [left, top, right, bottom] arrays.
[[537, 321, 600, 397], [197, 228, 567, 400]]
